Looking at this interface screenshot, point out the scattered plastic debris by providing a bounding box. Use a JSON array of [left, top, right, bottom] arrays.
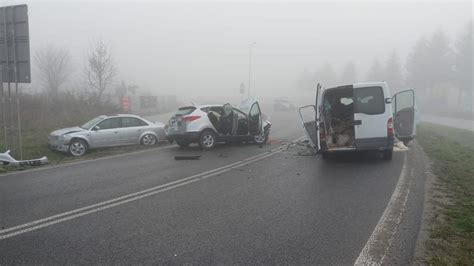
[[0, 150, 49, 167], [393, 141, 409, 152]]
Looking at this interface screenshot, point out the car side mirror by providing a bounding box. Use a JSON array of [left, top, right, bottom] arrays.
[[92, 126, 100, 131], [385, 98, 392, 104]]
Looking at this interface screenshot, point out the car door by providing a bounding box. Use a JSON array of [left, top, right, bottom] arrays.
[[248, 101, 263, 136], [90, 117, 122, 147], [353, 85, 388, 140], [393, 89, 416, 141], [120, 117, 148, 144], [298, 84, 321, 151]]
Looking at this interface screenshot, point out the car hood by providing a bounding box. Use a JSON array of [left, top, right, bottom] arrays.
[[50, 126, 85, 136]]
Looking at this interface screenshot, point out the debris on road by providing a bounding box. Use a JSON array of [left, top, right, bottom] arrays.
[[393, 141, 409, 152], [295, 139, 317, 156], [0, 150, 49, 167], [174, 155, 201, 160]]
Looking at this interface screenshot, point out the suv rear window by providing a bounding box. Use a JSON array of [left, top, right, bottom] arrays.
[[176, 106, 196, 116], [354, 86, 385, 115]]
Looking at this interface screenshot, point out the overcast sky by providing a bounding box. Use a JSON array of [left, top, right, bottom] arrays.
[[4, 0, 473, 101]]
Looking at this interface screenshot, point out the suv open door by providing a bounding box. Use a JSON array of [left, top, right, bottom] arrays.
[[298, 84, 322, 152], [393, 89, 416, 143], [248, 101, 263, 135]]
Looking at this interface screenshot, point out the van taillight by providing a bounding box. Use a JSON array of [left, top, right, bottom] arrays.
[[387, 117, 394, 137], [182, 115, 201, 122], [319, 123, 326, 141]]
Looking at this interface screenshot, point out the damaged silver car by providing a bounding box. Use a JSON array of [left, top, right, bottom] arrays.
[[166, 99, 271, 150], [48, 114, 167, 156]]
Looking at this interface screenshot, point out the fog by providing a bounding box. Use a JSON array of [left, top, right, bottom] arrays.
[[6, 0, 473, 105]]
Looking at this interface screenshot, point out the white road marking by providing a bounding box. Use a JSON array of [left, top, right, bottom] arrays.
[[0, 144, 175, 177], [0, 137, 303, 240], [354, 155, 413, 265]]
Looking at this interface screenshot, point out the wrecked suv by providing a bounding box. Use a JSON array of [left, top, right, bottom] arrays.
[[166, 100, 271, 150], [299, 82, 416, 160]]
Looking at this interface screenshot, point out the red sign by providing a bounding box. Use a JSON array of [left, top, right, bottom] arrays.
[[121, 96, 131, 111]]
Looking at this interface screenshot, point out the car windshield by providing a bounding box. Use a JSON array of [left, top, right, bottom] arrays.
[[80, 116, 104, 129]]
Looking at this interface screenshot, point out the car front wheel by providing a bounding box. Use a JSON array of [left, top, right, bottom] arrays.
[[69, 139, 88, 157], [254, 131, 268, 145], [141, 134, 156, 146]]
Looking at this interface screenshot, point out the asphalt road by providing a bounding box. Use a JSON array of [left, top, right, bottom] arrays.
[[0, 109, 426, 264]]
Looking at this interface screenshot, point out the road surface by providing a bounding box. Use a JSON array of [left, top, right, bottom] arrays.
[[0, 110, 427, 264]]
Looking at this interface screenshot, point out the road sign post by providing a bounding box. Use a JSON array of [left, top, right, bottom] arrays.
[[0, 4, 30, 159]]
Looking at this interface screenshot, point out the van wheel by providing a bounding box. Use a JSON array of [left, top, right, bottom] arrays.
[[199, 130, 216, 150], [322, 151, 330, 160], [383, 149, 393, 160]]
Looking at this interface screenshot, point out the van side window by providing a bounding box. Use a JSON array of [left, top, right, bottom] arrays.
[[354, 86, 385, 115]]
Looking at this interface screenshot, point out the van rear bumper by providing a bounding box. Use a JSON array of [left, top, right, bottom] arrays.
[[354, 136, 394, 151]]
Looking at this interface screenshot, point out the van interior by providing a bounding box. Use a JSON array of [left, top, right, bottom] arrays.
[[322, 86, 355, 149]]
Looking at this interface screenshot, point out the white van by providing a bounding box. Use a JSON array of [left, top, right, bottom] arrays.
[[298, 82, 416, 160]]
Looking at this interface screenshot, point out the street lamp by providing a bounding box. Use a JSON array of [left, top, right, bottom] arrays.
[[248, 41, 256, 98]]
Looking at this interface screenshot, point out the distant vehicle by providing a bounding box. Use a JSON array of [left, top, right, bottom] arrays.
[[273, 97, 295, 111], [298, 82, 416, 160], [48, 114, 167, 156], [166, 100, 271, 150]]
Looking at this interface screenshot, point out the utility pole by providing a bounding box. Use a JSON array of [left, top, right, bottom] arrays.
[[248, 41, 256, 98]]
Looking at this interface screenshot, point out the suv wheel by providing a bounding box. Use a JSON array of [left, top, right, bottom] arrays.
[[69, 139, 88, 157], [199, 130, 216, 150], [254, 132, 268, 145]]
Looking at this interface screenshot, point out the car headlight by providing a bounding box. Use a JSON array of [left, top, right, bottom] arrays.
[[59, 135, 68, 142]]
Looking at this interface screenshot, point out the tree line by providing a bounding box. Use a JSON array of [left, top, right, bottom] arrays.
[[298, 21, 472, 108], [34, 39, 120, 106]]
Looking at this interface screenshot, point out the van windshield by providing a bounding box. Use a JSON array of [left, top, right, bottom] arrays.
[[354, 86, 385, 115]]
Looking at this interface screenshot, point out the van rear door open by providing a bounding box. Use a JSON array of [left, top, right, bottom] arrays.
[[393, 89, 416, 142], [298, 84, 322, 152], [353, 85, 389, 142]]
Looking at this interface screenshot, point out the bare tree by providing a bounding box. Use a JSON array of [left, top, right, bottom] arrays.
[[34, 44, 72, 99], [454, 21, 473, 108], [84, 40, 117, 105]]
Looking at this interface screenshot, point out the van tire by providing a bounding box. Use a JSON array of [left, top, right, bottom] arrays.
[[383, 149, 393, 160], [322, 151, 330, 160]]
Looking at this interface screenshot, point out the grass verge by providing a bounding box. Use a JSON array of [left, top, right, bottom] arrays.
[[417, 122, 474, 264]]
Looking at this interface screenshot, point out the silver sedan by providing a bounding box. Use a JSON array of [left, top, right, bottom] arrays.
[[48, 114, 167, 156]]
